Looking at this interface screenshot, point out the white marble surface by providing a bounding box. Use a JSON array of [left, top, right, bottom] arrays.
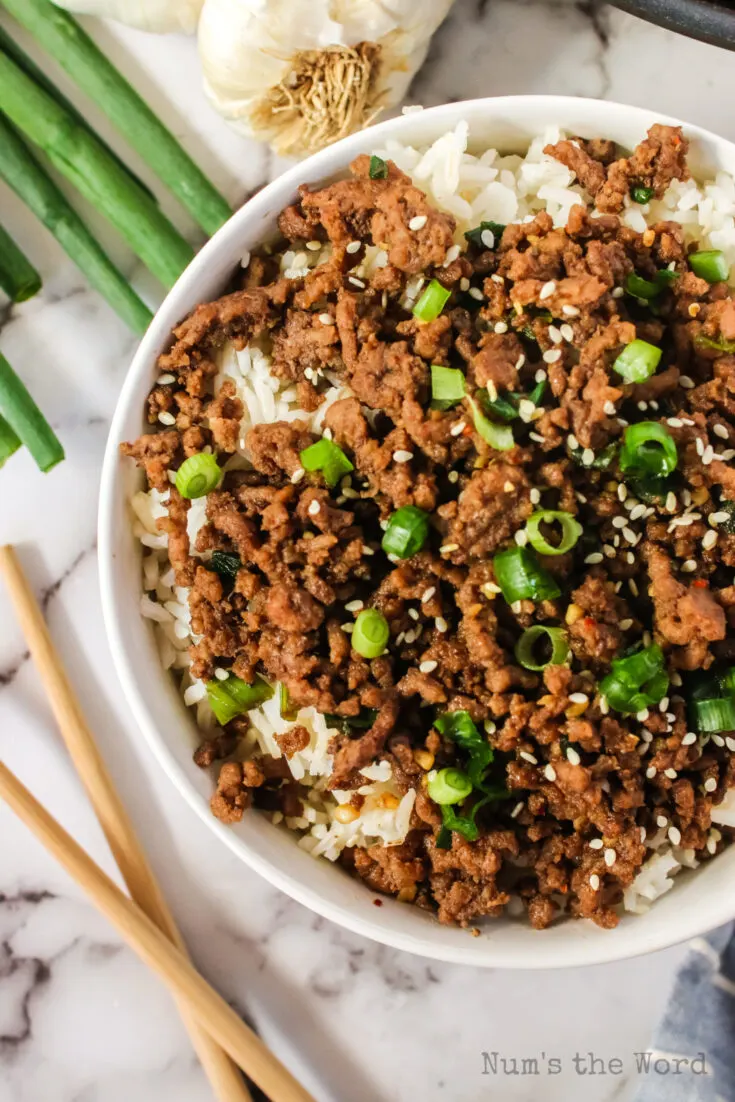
[[1, 2, 735, 1099]]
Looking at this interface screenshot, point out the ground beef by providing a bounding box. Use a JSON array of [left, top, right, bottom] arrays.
[[125, 125, 735, 932]]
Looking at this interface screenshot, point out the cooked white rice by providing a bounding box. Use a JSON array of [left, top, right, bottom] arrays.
[[133, 121, 735, 911]]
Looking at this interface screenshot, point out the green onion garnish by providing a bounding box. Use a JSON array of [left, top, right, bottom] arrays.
[[413, 278, 451, 322], [690, 697, 735, 734], [427, 767, 473, 805], [0, 351, 64, 472], [612, 339, 662, 383], [324, 709, 379, 732], [434, 709, 493, 786], [381, 505, 430, 559], [209, 550, 241, 589], [515, 625, 569, 671], [0, 413, 21, 469], [571, 442, 617, 470], [600, 644, 668, 715], [279, 683, 298, 722], [299, 437, 354, 487], [620, 421, 678, 478], [690, 249, 730, 284], [175, 452, 222, 499], [630, 185, 655, 204], [206, 674, 273, 726], [493, 546, 561, 604], [625, 273, 660, 300], [721, 667, 735, 695], [369, 155, 388, 180], [464, 220, 506, 249], [431, 364, 465, 408], [695, 334, 735, 355], [525, 510, 582, 557], [352, 608, 390, 659], [467, 395, 514, 451]]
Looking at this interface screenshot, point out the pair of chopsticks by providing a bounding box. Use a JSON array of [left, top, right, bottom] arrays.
[[0, 545, 315, 1102]]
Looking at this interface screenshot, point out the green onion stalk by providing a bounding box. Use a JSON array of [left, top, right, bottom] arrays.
[[0, 351, 64, 471], [0, 51, 194, 289], [0, 114, 153, 334], [1, 0, 232, 236], [0, 222, 41, 302]]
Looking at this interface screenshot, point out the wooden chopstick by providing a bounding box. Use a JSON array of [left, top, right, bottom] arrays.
[[0, 545, 312, 1102], [0, 759, 315, 1102], [0, 546, 250, 1102]]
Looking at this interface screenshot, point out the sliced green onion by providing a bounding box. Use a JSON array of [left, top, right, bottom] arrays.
[[431, 364, 465, 407], [0, 414, 22, 469], [625, 273, 660, 300], [427, 767, 473, 805], [691, 697, 735, 734], [381, 506, 430, 559], [209, 550, 241, 589], [299, 437, 354, 487], [690, 249, 730, 284], [434, 708, 493, 787], [175, 453, 222, 499], [369, 155, 388, 180], [493, 546, 561, 604], [695, 333, 735, 355], [600, 644, 669, 715], [482, 393, 519, 423], [464, 220, 506, 248], [0, 352, 64, 472], [525, 510, 582, 556], [413, 279, 451, 322], [614, 644, 665, 687], [352, 608, 390, 658], [571, 442, 617, 470], [0, 223, 41, 303], [528, 378, 547, 407], [515, 626, 569, 671], [613, 339, 662, 383], [279, 683, 298, 721], [467, 395, 514, 451], [324, 709, 379, 732], [206, 675, 273, 726], [721, 667, 735, 695], [620, 421, 678, 478], [631, 185, 655, 204]]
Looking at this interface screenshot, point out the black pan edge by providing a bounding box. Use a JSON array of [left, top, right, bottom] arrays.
[[610, 0, 735, 51]]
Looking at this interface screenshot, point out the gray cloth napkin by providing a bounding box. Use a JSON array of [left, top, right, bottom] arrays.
[[635, 924, 735, 1102]]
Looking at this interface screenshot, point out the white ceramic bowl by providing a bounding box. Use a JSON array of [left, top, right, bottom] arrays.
[[99, 95, 735, 968]]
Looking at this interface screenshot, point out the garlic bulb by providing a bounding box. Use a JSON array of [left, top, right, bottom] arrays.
[[198, 0, 455, 156], [51, 0, 204, 34]]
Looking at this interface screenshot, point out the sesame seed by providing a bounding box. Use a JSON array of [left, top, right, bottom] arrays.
[[539, 280, 556, 301], [450, 421, 466, 437], [567, 746, 581, 765], [491, 274, 505, 285], [548, 325, 563, 344], [668, 826, 682, 846], [529, 432, 546, 444], [543, 348, 562, 364], [346, 240, 361, 254], [656, 815, 668, 828], [511, 801, 524, 818], [460, 277, 470, 292], [569, 692, 589, 705], [702, 530, 718, 550], [567, 434, 579, 450], [603, 400, 616, 416], [589, 874, 600, 890], [612, 516, 626, 529], [362, 545, 375, 556], [619, 618, 633, 631], [535, 369, 546, 384], [658, 697, 670, 713], [486, 380, 498, 401], [589, 837, 603, 850], [562, 304, 580, 317], [348, 276, 366, 289], [341, 622, 354, 633], [711, 511, 730, 525], [544, 764, 557, 782], [435, 616, 448, 633], [503, 480, 515, 493], [664, 768, 678, 780], [408, 608, 419, 621], [560, 323, 574, 342], [681, 732, 697, 746], [695, 437, 705, 457], [468, 287, 484, 301], [514, 530, 529, 547], [306, 240, 321, 251], [680, 560, 697, 573], [600, 698, 610, 715], [440, 543, 459, 554], [584, 552, 603, 564], [214, 667, 229, 681], [637, 400, 648, 412], [623, 527, 637, 544], [617, 484, 628, 502], [158, 411, 176, 426], [448, 469, 459, 484], [705, 777, 717, 793], [581, 448, 595, 466], [636, 709, 650, 722], [646, 766, 656, 779], [444, 244, 460, 266], [604, 848, 616, 867], [702, 444, 714, 466], [480, 228, 496, 249], [629, 579, 639, 597], [530, 488, 541, 505], [727, 737, 735, 753], [421, 587, 436, 603], [511, 601, 522, 614], [419, 659, 438, 674], [403, 629, 416, 644], [518, 399, 536, 422], [481, 582, 501, 597], [628, 504, 646, 522], [612, 286, 624, 298], [393, 450, 413, 463], [516, 354, 527, 371], [308, 499, 320, 516], [156, 373, 176, 385], [409, 215, 428, 231], [714, 423, 729, 440], [494, 321, 508, 334], [680, 375, 694, 389], [520, 751, 538, 765], [291, 467, 306, 485]]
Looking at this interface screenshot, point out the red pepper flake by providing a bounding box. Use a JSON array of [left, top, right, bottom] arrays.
[[583, 616, 596, 628], [692, 579, 708, 588], [373, 898, 383, 907]]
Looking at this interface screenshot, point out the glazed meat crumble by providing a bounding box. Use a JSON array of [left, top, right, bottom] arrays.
[[125, 125, 735, 930]]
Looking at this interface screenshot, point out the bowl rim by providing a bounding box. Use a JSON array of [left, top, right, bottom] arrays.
[[99, 94, 735, 968]]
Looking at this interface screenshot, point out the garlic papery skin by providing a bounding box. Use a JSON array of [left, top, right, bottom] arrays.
[[198, 0, 455, 157], [51, 0, 204, 34]]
